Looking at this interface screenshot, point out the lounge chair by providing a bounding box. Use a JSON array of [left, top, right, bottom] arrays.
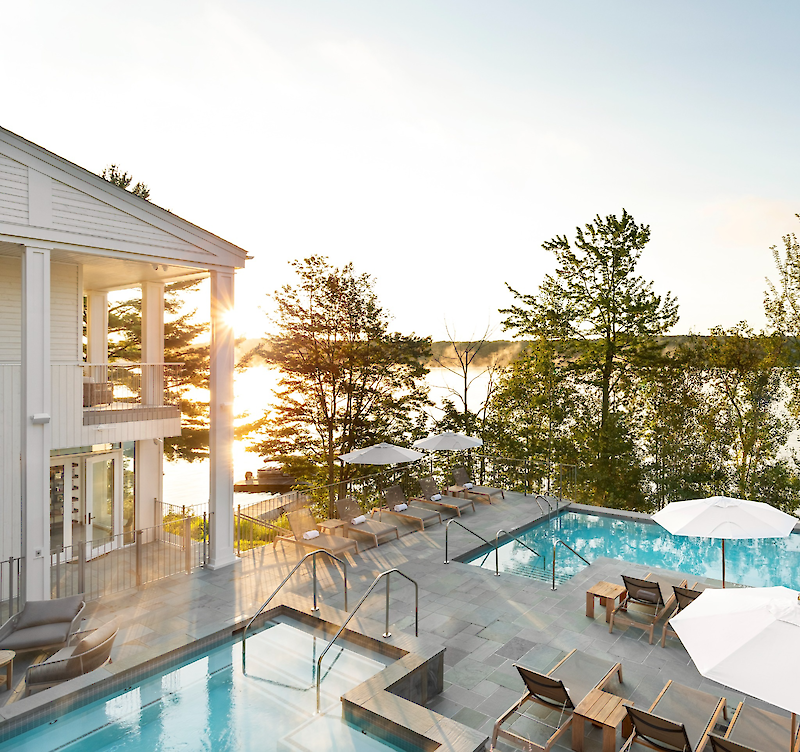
[[412, 476, 475, 517], [25, 618, 119, 696], [0, 594, 85, 653], [452, 466, 504, 503], [610, 573, 687, 644], [709, 702, 800, 752], [335, 497, 399, 547], [661, 585, 706, 647], [370, 486, 441, 531], [622, 680, 726, 752], [492, 648, 623, 751], [280, 508, 360, 556]]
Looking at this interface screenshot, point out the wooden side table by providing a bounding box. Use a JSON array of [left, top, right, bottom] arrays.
[[572, 688, 632, 752], [586, 581, 627, 623], [317, 519, 348, 537], [447, 485, 466, 498], [0, 649, 14, 691]]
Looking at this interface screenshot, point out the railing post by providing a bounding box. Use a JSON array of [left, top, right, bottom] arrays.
[[184, 517, 192, 574], [383, 573, 391, 638], [552, 542, 557, 591], [312, 553, 318, 613], [55, 551, 60, 598], [444, 522, 449, 564], [7, 557, 13, 620], [495, 536, 501, 576], [237, 505, 241, 555], [136, 529, 143, 586], [202, 512, 207, 567], [78, 543, 86, 596]]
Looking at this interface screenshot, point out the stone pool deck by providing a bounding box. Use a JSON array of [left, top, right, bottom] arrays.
[[1, 492, 792, 751]]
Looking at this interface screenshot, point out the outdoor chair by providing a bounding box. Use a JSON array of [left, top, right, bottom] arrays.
[[0, 594, 85, 653], [610, 573, 687, 644], [25, 618, 119, 696], [280, 508, 360, 556], [621, 680, 727, 752], [335, 497, 399, 547], [412, 476, 475, 516], [452, 466, 504, 503], [492, 648, 623, 752], [371, 486, 441, 531], [661, 584, 706, 647], [709, 702, 800, 752]]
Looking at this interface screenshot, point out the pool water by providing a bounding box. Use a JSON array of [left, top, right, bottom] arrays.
[[1, 621, 401, 752], [467, 511, 800, 588]]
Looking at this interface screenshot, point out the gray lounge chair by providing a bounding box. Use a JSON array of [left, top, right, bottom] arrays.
[[280, 508, 360, 556], [0, 594, 85, 653], [622, 680, 727, 752], [371, 486, 441, 531], [412, 476, 475, 517], [610, 573, 687, 644], [661, 584, 706, 647], [709, 702, 799, 752], [492, 648, 623, 751], [336, 497, 399, 546], [452, 466, 504, 503], [25, 618, 119, 696]]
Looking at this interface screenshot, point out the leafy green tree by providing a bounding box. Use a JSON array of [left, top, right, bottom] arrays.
[[501, 210, 678, 508], [100, 164, 151, 200], [242, 257, 431, 516]]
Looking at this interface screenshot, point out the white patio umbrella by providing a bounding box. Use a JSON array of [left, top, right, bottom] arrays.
[[413, 432, 483, 452], [338, 442, 424, 465], [671, 585, 800, 746], [652, 496, 797, 587]]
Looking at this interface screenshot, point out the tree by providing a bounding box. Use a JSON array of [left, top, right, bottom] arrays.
[[501, 210, 679, 507], [100, 164, 151, 200], [242, 257, 431, 516]]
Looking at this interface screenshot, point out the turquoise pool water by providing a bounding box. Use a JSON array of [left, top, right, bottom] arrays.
[[0, 620, 401, 752], [467, 510, 800, 588]]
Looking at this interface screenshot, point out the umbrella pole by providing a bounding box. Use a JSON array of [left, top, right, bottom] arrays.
[[722, 539, 726, 588]]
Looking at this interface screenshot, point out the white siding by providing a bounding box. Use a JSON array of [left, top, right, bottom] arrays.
[[0, 154, 28, 225], [51, 182, 197, 254], [0, 256, 21, 362], [0, 365, 21, 559], [51, 263, 80, 362], [50, 365, 83, 450]]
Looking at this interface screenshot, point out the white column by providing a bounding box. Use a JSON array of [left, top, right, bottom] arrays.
[[208, 269, 236, 569], [21, 244, 52, 601], [85, 291, 108, 365]]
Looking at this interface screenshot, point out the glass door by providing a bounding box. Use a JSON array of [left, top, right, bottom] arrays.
[[49, 458, 83, 556], [85, 452, 122, 558]]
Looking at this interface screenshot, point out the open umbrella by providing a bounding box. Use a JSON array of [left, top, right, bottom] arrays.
[[413, 432, 483, 452], [338, 442, 424, 465], [671, 585, 800, 747], [652, 496, 797, 587]]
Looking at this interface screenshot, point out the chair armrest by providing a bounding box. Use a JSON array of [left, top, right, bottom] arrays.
[[0, 614, 20, 644]]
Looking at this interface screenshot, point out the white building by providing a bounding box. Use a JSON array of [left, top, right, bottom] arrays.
[[0, 125, 247, 601]]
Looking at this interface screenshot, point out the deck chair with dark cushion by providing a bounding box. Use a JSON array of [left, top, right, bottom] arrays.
[[0, 594, 85, 653], [610, 574, 687, 645], [709, 702, 800, 752], [492, 648, 623, 751], [281, 508, 360, 556], [621, 680, 726, 752], [452, 466, 504, 503], [661, 585, 706, 647], [336, 497, 399, 547], [25, 618, 119, 696], [412, 476, 475, 517], [371, 486, 441, 531]]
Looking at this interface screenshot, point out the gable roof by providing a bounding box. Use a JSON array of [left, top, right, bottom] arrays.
[[0, 125, 248, 271]]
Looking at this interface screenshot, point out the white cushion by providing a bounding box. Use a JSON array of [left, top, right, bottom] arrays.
[[302, 530, 320, 540], [430, 494, 442, 501], [393, 503, 408, 512], [463, 482, 474, 490], [351, 515, 366, 525]]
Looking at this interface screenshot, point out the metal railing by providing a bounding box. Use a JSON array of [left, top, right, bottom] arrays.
[[443, 519, 491, 566], [315, 568, 418, 712], [82, 362, 184, 408], [495, 529, 545, 575], [442, 520, 544, 576], [551, 539, 590, 591], [1, 556, 22, 622], [241, 550, 348, 668]]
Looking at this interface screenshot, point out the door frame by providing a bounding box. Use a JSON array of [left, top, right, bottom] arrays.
[[84, 450, 123, 558]]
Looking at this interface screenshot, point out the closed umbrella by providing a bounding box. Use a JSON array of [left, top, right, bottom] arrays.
[[671, 585, 800, 747], [652, 496, 797, 587], [413, 432, 483, 452], [338, 442, 424, 465]]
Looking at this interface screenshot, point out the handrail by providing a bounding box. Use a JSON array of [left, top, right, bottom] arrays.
[[532, 495, 548, 518], [242, 550, 347, 668], [535, 494, 556, 522], [495, 529, 546, 576], [316, 569, 418, 712], [444, 519, 491, 566], [551, 539, 590, 591]]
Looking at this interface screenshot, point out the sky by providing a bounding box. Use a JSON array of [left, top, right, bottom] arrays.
[[2, 1, 799, 341]]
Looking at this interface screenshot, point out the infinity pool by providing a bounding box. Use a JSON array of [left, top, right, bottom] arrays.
[[467, 510, 800, 588], [0, 620, 401, 752]]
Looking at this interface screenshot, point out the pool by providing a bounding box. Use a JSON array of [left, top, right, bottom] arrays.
[[0, 619, 402, 752], [466, 510, 800, 588]]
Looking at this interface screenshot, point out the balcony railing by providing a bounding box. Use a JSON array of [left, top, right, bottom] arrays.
[[82, 362, 184, 409]]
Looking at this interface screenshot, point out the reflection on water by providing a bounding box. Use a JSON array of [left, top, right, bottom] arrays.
[[475, 511, 800, 589]]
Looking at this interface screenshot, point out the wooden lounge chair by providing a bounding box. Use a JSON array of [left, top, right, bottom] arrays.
[[0, 594, 85, 654], [335, 496, 399, 547], [661, 585, 706, 647], [412, 476, 475, 517], [709, 702, 800, 752], [622, 680, 727, 752], [281, 508, 360, 556], [610, 573, 687, 645], [452, 466, 504, 503], [492, 648, 623, 751], [25, 618, 119, 696], [370, 486, 441, 531]]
